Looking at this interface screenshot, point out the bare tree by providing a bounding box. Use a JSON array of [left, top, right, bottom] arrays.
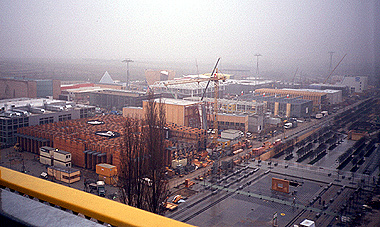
[[118, 117, 147, 209], [118, 92, 169, 214], [143, 93, 169, 214]]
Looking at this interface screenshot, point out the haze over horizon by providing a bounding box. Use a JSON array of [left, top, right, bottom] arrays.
[[0, 0, 378, 79]]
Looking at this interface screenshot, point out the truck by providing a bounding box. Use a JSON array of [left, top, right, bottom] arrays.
[[321, 111, 328, 116], [315, 113, 323, 119], [97, 181, 106, 197], [284, 122, 293, 129]]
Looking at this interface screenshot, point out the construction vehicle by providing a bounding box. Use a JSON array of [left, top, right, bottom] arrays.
[[13, 143, 21, 152], [165, 202, 178, 211], [97, 181, 106, 197], [316, 113, 323, 119], [284, 122, 293, 129], [172, 195, 183, 204]]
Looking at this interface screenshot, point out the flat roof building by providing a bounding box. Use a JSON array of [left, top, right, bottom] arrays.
[[341, 76, 368, 93], [0, 98, 95, 147], [124, 98, 203, 128], [254, 88, 327, 111], [309, 83, 349, 96], [224, 79, 274, 96], [251, 95, 313, 118], [61, 87, 160, 110], [283, 88, 342, 105]]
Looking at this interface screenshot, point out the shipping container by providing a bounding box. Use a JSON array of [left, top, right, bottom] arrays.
[[40, 146, 55, 158], [53, 159, 71, 168], [53, 149, 72, 162], [40, 156, 52, 166], [96, 163, 117, 177]]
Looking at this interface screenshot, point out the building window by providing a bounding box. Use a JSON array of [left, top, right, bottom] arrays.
[[39, 117, 54, 125], [58, 114, 72, 122]]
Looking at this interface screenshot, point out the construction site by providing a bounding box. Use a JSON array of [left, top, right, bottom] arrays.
[[2, 56, 380, 226]]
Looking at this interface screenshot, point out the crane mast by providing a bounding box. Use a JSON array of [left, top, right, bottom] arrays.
[[159, 58, 225, 149], [212, 69, 219, 146]]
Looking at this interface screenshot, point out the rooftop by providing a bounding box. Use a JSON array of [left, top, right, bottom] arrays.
[[154, 98, 201, 106], [282, 88, 339, 94]]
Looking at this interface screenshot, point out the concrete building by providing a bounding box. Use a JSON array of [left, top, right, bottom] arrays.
[[224, 79, 274, 96], [124, 97, 254, 133], [309, 83, 349, 96], [254, 88, 327, 111], [88, 89, 159, 110], [249, 95, 313, 118], [124, 98, 202, 128], [283, 88, 342, 105], [0, 98, 95, 148], [341, 76, 368, 93], [221, 129, 242, 140], [61, 86, 160, 110], [0, 77, 60, 99], [217, 113, 249, 132], [187, 97, 265, 115], [248, 114, 264, 133]]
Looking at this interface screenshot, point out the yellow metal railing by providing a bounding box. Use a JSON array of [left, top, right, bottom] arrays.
[[0, 166, 193, 227]]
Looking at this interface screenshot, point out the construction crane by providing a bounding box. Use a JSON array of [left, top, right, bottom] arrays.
[[160, 58, 226, 147], [292, 67, 299, 83], [323, 54, 347, 84]]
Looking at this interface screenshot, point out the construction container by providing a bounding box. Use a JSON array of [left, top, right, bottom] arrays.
[[40, 146, 55, 158], [47, 166, 80, 183], [98, 174, 118, 185], [96, 163, 117, 177], [53, 149, 72, 162], [171, 158, 187, 168], [53, 159, 71, 168], [39, 156, 52, 166]]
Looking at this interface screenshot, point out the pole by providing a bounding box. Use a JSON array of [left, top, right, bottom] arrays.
[[254, 54, 262, 78], [122, 59, 133, 90], [328, 51, 335, 74]]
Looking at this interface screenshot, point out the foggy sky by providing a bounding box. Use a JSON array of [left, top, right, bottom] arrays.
[[0, 0, 377, 76]]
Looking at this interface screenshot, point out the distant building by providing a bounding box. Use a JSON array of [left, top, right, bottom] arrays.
[[89, 89, 160, 110], [0, 77, 60, 99], [225, 79, 275, 96], [151, 79, 226, 99], [309, 83, 349, 96], [283, 88, 342, 105], [341, 76, 368, 93], [254, 88, 327, 111], [217, 113, 249, 132], [145, 70, 175, 86], [0, 98, 95, 147], [61, 86, 158, 110], [124, 98, 202, 128], [250, 95, 313, 118]]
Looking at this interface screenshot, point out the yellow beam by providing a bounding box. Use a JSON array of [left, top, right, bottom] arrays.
[[0, 167, 193, 227]]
